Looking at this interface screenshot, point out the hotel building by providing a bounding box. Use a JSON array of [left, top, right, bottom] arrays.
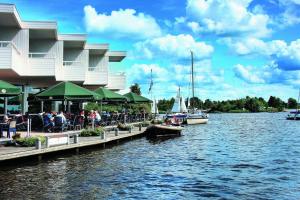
[[0, 4, 126, 113]]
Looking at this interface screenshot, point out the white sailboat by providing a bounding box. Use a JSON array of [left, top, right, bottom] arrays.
[[186, 51, 209, 125], [166, 87, 188, 125]]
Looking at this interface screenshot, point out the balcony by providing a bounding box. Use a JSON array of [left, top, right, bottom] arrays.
[[106, 72, 126, 90], [0, 41, 22, 73], [27, 52, 55, 76], [60, 60, 85, 81], [84, 67, 108, 85]]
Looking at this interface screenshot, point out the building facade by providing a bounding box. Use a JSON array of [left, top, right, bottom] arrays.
[[0, 4, 126, 113]]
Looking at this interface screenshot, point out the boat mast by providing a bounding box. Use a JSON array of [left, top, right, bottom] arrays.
[[191, 51, 195, 113], [298, 88, 300, 111]]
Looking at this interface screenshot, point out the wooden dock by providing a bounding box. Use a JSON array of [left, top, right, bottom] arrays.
[[0, 126, 147, 163]]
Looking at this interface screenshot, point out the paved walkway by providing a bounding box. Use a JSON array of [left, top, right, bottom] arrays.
[[0, 126, 147, 162]]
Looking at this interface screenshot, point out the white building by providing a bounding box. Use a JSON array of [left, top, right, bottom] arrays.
[[0, 4, 126, 113]]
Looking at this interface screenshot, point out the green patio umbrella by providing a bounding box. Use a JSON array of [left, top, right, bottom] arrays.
[[94, 87, 127, 102], [123, 92, 152, 103], [0, 80, 21, 114], [36, 81, 101, 101], [0, 80, 21, 97]]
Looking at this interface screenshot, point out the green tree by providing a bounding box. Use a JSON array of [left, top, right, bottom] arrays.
[[130, 83, 141, 95], [288, 98, 298, 109]]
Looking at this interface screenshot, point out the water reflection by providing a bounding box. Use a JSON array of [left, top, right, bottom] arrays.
[[0, 113, 300, 199]]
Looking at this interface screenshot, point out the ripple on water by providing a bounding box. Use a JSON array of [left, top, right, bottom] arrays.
[[0, 113, 300, 200]]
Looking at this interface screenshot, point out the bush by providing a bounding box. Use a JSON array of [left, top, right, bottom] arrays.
[[80, 127, 104, 137], [16, 136, 46, 147], [140, 121, 150, 127], [117, 123, 133, 131], [151, 119, 163, 124]]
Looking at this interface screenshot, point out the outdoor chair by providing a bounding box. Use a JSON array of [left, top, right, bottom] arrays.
[[16, 115, 27, 131], [2, 120, 17, 138], [52, 116, 67, 132]]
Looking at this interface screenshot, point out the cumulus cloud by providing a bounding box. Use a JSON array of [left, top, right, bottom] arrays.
[[186, 0, 271, 38], [134, 34, 214, 59], [222, 37, 300, 71], [84, 5, 161, 39], [234, 64, 266, 84], [126, 61, 224, 98], [234, 63, 300, 87]]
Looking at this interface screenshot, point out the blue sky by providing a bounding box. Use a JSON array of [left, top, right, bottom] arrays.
[[2, 0, 300, 101]]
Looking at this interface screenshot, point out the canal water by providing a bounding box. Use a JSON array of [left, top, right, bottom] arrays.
[[0, 112, 300, 200]]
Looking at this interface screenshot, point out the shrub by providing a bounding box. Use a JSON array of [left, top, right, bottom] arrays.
[[16, 136, 46, 147], [140, 121, 150, 127], [151, 119, 163, 124], [80, 127, 104, 137], [117, 123, 133, 131]]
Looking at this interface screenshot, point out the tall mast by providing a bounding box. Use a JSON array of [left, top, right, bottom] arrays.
[[298, 88, 300, 110], [191, 51, 194, 111]]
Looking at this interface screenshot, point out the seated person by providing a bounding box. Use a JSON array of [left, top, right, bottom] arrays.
[[57, 111, 67, 125], [94, 110, 101, 125], [43, 112, 54, 132]]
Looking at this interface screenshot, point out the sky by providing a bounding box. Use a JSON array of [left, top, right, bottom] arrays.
[[1, 0, 300, 101]]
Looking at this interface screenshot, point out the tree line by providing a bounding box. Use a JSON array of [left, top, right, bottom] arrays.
[[157, 96, 299, 113]]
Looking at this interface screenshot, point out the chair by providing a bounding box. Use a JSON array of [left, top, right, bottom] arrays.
[[16, 115, 27, 131], [52, 116, 67, 132], [2, 120, 17, 138]]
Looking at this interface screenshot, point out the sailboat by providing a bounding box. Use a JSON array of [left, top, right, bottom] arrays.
[[286, 89, 300, 120], [146, 69, 184, 139], [186, 51, 209, 125], [165, 87, 188, 125]]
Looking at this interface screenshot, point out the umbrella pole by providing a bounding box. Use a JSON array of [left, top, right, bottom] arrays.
[[40, 101, 44, 113], [4, 97, 7, 115], [100, 101, 102, 113], [67, 101, 70, 113]]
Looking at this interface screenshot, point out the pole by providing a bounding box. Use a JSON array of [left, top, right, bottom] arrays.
[[4, 97, 7, 115], [41, 101, 44, 113], [191, 51, 194, 112], [298, 89, 300, 111]]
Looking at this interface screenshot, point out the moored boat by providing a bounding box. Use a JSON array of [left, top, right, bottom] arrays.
[[186, 51, 209, 125], [145, 124, 184, 139], [286, 89, 300, 120], [286, 110, 300, 120], [186, 112, 209, 124]]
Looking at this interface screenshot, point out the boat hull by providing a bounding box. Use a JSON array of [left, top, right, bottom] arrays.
[[145, 124, 183, 138], [186, 118, 208, 125]]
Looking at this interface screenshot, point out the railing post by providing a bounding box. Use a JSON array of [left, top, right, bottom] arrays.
[[74, 134, 79, 144], [115, 128, 119, 136], [46, 136, 50, 148], [35, 138, 41, 150], [139, 123, 142, 131], [129, 127, 132, 134], [67, 134, 70, 145], [101, 131, 106, 140]]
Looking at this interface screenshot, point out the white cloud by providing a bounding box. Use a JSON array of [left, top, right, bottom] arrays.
[[126, 61, 224, 98], [234, 64, 266, 84], [134, 34, 214, 59], [222, 37, 300, 71], [186, 0, 271, 38], [84, 5, 161, 39], [234, 63, 300, 87], [187, 21, 201, 33]]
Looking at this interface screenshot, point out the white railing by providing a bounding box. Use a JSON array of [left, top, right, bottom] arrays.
[[0, 41, 21, 55], [28, 52, 54, 58], [109, 72, 126, 76], [88, 67, 108, 72], [63, 61, 81, 66]]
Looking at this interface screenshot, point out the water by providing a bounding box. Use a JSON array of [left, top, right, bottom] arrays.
[[1, 113, 300, 200]]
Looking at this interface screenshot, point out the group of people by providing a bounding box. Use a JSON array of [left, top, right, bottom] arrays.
[[41, 111, 67, 132]]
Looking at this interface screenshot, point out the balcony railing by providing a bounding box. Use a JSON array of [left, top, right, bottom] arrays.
[[28, 52, 54, 58], [0, 41, 21, 55], [63, 61, 81, 66], [88, 67, 108, 72]]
